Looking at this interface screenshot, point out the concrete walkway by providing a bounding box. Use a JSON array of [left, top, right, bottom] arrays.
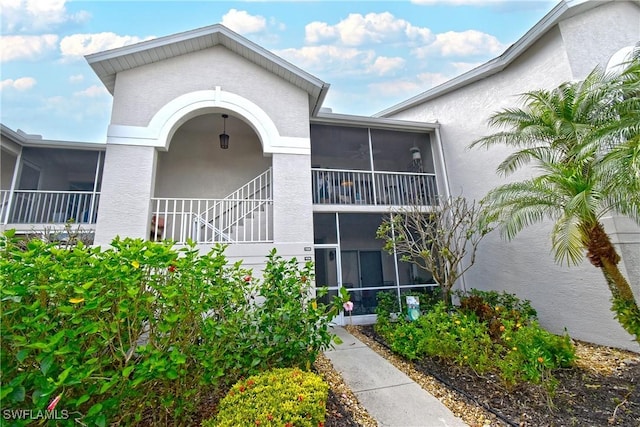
[[324, 326, 468, 427]]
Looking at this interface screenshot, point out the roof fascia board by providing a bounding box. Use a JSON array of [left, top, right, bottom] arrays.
[[311, 84, 331, 116], [374, 0, 599, 117], [312, 112, 439, 131], [86, 24, 326, 100], [1, 125, 105, 150], [19, 140, 106, 151]]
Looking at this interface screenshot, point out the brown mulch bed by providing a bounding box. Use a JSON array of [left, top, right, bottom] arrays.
[[355, 325, 640, 427]]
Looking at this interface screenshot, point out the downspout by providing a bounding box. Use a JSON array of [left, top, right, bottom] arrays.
[[434, 126, 451, 200]]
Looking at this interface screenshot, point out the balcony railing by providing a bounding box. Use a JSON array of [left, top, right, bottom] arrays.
[[151, 197, 273, 244], [312, 168, 437, 206], [1, 190, 100, 225]]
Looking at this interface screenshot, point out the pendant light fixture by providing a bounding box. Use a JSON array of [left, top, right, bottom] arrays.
[[219, 114, 229, 149]]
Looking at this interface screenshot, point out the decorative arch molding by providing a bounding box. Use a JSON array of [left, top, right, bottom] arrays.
[[106, 87, 310, 154]]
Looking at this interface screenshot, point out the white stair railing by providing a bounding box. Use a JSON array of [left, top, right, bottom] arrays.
[[150, 169, 273, 244], [200, 168, 272, 221]]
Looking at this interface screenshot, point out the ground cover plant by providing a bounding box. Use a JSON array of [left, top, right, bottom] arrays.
[[375, 289, 576, 392], [369, 289, 639, 426], [0, 232, 339, 426]]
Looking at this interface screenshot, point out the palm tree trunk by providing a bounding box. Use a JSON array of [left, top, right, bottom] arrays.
[[586, 222, 640, 342]]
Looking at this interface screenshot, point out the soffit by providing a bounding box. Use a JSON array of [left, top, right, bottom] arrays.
[[85, 24, 329, 115]]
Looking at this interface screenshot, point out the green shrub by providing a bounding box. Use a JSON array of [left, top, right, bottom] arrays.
[[376, 288, 442, 320], [458, 289, 537, 339], [204, 368, 328, 427], [376, 290, 576, 392], [244, 251, 337, 372], [495, 320, 576, 387], [0, 233, 337, 426]]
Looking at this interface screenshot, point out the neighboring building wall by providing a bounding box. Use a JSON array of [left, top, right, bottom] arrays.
[[560, 1, 640, 79], [110, 46, 310, 138], [388, 2, 640, 350]]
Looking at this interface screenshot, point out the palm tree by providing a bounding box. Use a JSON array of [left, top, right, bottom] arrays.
[[470, 58, 640, 342]]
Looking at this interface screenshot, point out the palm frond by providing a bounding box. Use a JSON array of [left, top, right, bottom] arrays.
[[551, 213, 585, 266]]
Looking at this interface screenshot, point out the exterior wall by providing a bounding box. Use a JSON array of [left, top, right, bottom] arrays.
[[388, 2, 640, 350], [96, 42, 315, 261], [560, 1, 640, 79], [155, 126, 271, 198], [94, 145, 156, 244], [111, 46, 310, 138], [272, 153, 314, 245]]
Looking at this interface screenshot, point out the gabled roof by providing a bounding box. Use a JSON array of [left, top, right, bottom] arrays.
[[376, 0, 637, 117], [85, 24, 330, 115]]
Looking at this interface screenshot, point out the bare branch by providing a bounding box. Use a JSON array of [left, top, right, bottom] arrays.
[[377, 196, 494, 305]]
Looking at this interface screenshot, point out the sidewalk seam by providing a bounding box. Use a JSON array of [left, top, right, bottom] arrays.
[[353, 381, 415, 394]]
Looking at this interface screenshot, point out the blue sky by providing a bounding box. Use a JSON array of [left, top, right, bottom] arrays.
[[1, 0, 557, 143]]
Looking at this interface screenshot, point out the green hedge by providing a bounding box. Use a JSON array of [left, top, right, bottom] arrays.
[[1, 232, 337, 426]]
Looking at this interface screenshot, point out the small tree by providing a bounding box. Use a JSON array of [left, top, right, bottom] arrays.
[[376, 196, 493, 306]]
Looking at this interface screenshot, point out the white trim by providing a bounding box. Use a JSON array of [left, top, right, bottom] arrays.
[[106, 87, 297, 155], [270, 136, 310, 155], [434, 127, 451, 200]]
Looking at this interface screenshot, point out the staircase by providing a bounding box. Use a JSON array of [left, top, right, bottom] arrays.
[[151, 168, 273, 244]]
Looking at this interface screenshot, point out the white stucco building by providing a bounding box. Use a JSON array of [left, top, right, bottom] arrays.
[[1, 0, 638, 350]]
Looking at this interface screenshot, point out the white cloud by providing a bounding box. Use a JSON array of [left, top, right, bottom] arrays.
[[59, 32, 154, 60], [305, 12, 432, 46], [221, 9, 267, 34], [305, 21, 337, 44], [275, 45, 375, 76], [1, 34, 58, 62], [69, 74, 84, 83], [0, 77, 37, 91], [368, 79, 423, 97], [368, 69, 459, 100], [412, 30, 505, 58], [73, 85, 109, 98], [0, 0, 90, 33], [368, 56, 405, 76]]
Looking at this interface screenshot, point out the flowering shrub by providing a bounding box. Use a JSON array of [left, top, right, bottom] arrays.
[[495, 319, 575, 386], [0, 232, 337, 426], [375, 290, 576, 391], [204, 368, 328, 427]]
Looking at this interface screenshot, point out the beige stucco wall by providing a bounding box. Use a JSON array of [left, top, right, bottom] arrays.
[[95, 40, 315, 269], [389, 1, 640, 350], [560, 1, 640, 80], [94, 145, 156, 244], [272, 153, 314, 244], [110, 46, 310, 139], [155, 125, 271, 199]]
